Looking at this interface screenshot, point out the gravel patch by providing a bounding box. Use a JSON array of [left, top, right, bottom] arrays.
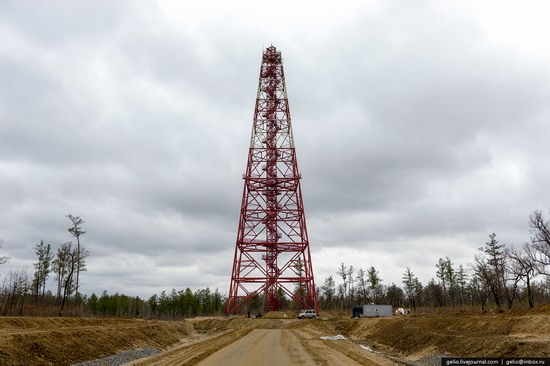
[[72, 348, 160, 366], [413, 354, 454, 366]]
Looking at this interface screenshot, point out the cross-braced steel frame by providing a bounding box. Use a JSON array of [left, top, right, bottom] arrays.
[[226, 46, 318, 315]]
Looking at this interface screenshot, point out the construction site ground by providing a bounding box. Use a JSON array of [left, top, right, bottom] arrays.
[[1, 306, 549, 366]]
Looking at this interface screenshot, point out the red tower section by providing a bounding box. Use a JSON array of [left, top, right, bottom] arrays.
[[226, 46, 318, 315]]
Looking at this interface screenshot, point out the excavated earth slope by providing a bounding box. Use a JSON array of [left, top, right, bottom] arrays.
[[0, 317, 195, 365], [0, 306, 549, 365]]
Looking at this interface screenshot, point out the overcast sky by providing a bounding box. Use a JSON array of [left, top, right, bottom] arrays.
[[1, 0, 550, 298]]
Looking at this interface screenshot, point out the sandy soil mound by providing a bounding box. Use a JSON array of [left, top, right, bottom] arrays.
[[262, 311, 296, 319], [192, 316, 292, 332]]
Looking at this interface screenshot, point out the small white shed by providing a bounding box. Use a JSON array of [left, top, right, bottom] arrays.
[[353, 304, 393, 318]]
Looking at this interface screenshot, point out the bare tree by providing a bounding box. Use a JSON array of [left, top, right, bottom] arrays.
[[56, 242, 79, 317], [336, 284, 345, 308], [0, 239, 9, 265], [402, 267, 420, 310], [436, 258, 449, 305], [292, 259, 305, 301], [346, 265, 355, 303], [436, 258, 447, 304], [468, 274, 490, 310], [52, 243, 71, 301], [336, 263, 347, 307], [527, 210, 550, 276], [67, 214, 87, 315], [502, 248, 522, 309], [425, 278, 444, 309], [1, 269, 30, 316], [356, 268, 367, 304], [456, 265, 469, 305], [508, 244, 537, 308], [436, 257, 460, 306], [385, 283, 405, 308]]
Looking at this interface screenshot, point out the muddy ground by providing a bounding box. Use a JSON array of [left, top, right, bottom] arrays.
[[0, 306, 549, 365]]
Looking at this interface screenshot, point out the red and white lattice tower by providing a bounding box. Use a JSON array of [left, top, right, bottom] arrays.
[[226, 46, 318, 315]]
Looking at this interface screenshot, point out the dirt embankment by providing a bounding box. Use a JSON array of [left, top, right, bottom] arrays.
[[0, 317, 195, 365], [355, 315, 550, 357], [133, 317, 399, 366], [327, 306, 550, 363], [1, 306, 549, 365], [265, 307, 550, 364]]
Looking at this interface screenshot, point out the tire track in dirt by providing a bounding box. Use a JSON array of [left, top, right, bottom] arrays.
[[292, 326, 404, 366], [198, 329, 296, 366], [134, 326, 399, 366], [130, 329, 252, 366], [197, 328, 334, 366]]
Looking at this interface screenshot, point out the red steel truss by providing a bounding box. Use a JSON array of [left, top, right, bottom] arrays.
[[226, 46, 318, 315]]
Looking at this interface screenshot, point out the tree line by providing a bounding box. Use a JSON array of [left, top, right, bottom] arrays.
[[1, 210, 549, 318], [0, 213, 228, 319], [317, 210, 550, 311], [0, 215, 88, 316], [86, 287, 225, 319]]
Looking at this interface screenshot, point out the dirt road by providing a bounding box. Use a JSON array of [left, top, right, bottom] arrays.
[[138, 324, 401, 366], [199, 329, 298, 365]]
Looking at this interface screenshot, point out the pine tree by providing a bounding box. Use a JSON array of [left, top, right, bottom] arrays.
[[67, 214, 88, 316]]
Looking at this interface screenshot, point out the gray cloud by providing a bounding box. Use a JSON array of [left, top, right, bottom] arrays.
[[1, 0, 550, 296]]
